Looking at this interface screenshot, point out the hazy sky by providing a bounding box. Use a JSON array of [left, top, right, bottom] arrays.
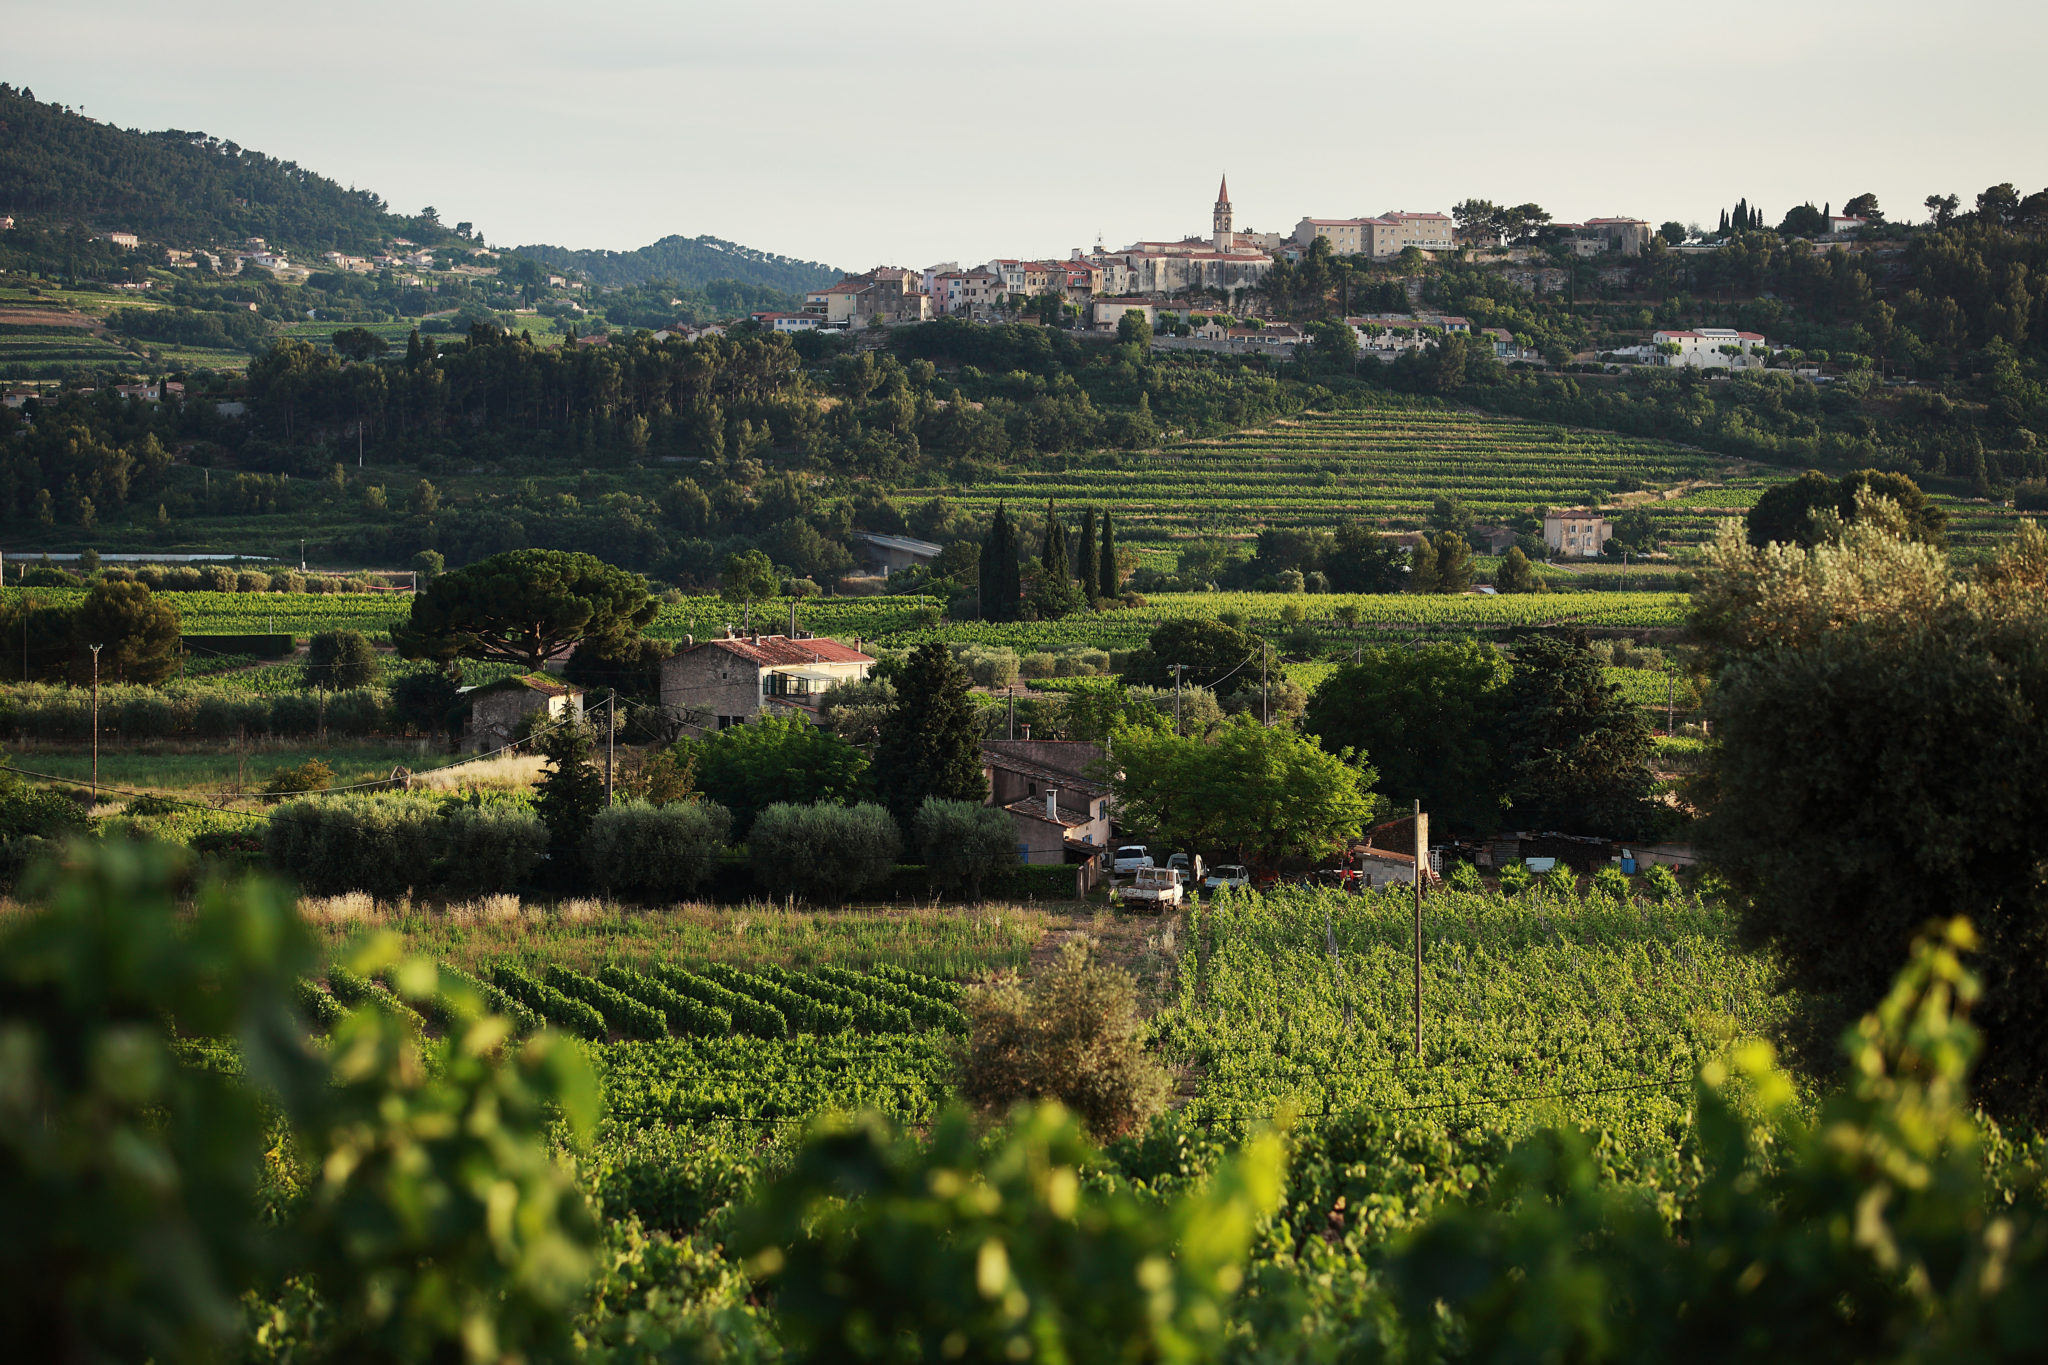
[[13, 0, 2046, 269]]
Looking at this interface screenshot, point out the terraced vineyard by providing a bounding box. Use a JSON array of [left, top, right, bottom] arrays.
[[945, 403, 1762, 549]]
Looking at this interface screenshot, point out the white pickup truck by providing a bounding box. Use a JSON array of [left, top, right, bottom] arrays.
[[1122, 865, 1184, 911]]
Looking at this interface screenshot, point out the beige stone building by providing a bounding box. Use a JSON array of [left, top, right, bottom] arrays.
[[658, 634, 875, 730], [463, 674, 584, 753], [1293, 210, 1456, 258], [811, 268, 929, 328], [1106, 177, 1274, 297], [982, 740, 1113, 865], [1543, 510, 1612, 559]]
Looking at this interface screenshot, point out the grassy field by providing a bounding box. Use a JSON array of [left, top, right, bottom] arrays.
[[11, 740, 449, 796], [312, 896, 1055, 982]]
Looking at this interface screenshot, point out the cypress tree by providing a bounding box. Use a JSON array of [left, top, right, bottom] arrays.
[[1098, 511, 1119, 600], [978, 503, 1010, 621], [871, 640, 988, 831], [1040, 500, 1069, 584], [1076, 508, 1099, 603]]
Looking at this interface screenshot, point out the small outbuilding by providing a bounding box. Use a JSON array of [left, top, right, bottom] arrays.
[[463, 674, 584, 752], [854, 532, 944, 576]]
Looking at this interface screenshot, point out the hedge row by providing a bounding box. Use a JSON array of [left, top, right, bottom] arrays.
[[295, 978, 348, 1029], [323, 965, 425, 1035], [267, 798, 546, 898], [699, 962, 854, 1035], [0, 683, 392, 741], [588, 803, 732, 899], [491, 963, 606, 1041], [813, 964, 968, 1034], [870, 963, 964, 1005], [544, 965, 666, 1040], [435, 962, 543, 1035], [598, 966, 731, 1038], [651, 964, 788, 1039], [756, 963, 913, 1034]]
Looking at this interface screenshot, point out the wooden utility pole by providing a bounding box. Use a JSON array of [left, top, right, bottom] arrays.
[[604, 691, 616, 807], [1413, 798, 1429, 1061], [90, 644, 103, 793], [1172, 662, 1185, 733]]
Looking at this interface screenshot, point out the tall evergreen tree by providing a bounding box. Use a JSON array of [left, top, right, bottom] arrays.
[[1040, 500, 1069, 585], [978, 503, 1014, 622], [1098, 511, 1120, 600], [871, 641, 988, 830], [1075, 508, 1099, 604]]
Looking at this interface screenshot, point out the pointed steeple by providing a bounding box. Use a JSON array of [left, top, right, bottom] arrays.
[[1216, 173, 1230, 206], [1212, 174, 1233, 248]]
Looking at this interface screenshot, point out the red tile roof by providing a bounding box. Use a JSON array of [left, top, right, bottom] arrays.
[[698, 635, 873, 667]]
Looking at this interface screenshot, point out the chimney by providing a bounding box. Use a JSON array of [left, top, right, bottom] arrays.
[[1045, 788, 1059, 819]]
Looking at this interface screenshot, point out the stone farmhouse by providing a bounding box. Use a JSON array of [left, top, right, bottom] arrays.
[[982, 740, 1114, 865], [1543, 510, 1612, 559], [658, 633, 875, 731]]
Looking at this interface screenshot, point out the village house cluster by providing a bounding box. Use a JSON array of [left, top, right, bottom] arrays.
[[757, 180, 1675, 364]]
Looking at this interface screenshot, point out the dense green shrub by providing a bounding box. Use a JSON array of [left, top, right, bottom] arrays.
[[913, 797, 1017, 900], [747, 801, 901, 902], [584, 800, 731, 900], [439, 806, 547, 895], [266, 796, 540, 896], [305, 629, 381, 690], [960, 940, 1166, 1139], [1643, 862, 1681, 902], [651, 964, 787, 1039], [265, 795, 438, 897]]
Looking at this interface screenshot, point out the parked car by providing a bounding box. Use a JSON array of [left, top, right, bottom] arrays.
[[1123, 865, 1183, 911], [1112, 845, 1153, 874], [1166, 852, 1204, 881], [1202, 864, 1251, 892]]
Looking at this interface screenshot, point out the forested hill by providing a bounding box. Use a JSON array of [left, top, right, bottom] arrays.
[[514, 234, 841, 292], [0, 84, 449, 253]]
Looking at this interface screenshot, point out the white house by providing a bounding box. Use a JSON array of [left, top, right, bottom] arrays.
[[1651, 328, 1768, 369]]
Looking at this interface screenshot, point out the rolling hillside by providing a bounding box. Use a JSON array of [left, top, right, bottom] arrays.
[[513, 233, 841, 293]]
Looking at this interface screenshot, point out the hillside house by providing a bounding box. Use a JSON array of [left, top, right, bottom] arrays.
[[658, 633, 874, 730], [1543, 510, 1611, 558], [463, 674, 583, 752], [982, 739, 1113, 864], [1652, 328, 1768, 369]]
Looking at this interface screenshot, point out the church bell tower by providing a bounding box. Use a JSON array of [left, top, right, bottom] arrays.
[[1212, 174, 1233, 250]]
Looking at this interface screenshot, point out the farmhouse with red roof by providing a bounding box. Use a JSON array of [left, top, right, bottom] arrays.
[[658, 632, 876, 731]]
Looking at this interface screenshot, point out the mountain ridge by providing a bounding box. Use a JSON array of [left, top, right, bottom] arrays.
[[513, 233, 842, 293]]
